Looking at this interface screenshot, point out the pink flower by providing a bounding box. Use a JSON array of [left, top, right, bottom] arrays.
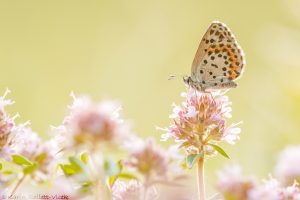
[[112, 180, 143, 200], [13, 126, 41, 158], [0, 90, 43, 162], [248, 177, 282, 200], [112, 180, 157, 200], [162, 88, 241, 155], [34, 138, 61, 178], [217, 165, 256, 200], [0, 89, 16, 158], [275, 145, 300, 185], [123, 138, 168, 178], [248, 177, 300, 200], [58, 93, 133, 148], [46, 177, 81, 200], [283, 182, 300, 200], [217, 165, 300, 200], [123, 137, 186, 190]]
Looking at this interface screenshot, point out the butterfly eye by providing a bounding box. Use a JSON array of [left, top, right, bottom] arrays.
[[183, 76, 189, 84]]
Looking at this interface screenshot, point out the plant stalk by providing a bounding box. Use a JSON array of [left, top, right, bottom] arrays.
[[197, 157, 205, 200], [10, 174, 27, 196]]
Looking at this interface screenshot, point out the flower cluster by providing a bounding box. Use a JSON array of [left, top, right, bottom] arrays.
[[58, 93, 133, 149], [0, 90, 63, 197], [112, 180, 155, 200], [162, 88, 241, 156], [216, 145, 300, 200], [0, 89, 18, 158], [123, 138, 168, 179], [217, 165, 256, 200], [248, 178, 300, 200], [114, 137, 186, 200], [0, 90, 44, 162], [3, 86, 300, 200]]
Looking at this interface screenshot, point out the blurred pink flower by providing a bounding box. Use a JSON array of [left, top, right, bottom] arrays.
[[283, 182, 300, 199], [58, 93, 133, 148], [217, 165, 256, 200], [217, 165, 300, 200], [34, 137, 61, 179], [46, 177, 81, 200], [123, 138, 168, 178], [13, 126, 41, 158], [162, 88, 241, 155], [0, 90, 43, 162], [0, 89, 17, 158], [112, 180, 143, 200], [248, 177, 300, 200], [112, 180, 157, 200], [275, 145, 300, 185], [248, 177, 281, 200], [123, 137, 186, 192]]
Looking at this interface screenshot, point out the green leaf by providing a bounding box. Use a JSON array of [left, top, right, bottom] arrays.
[[117, 160, 123, 172], [117, 173, 138, 180], [68, 157, 84, 172], [60, 164, 77, 176], [210, 144, 230, 159], [60, 156, 87, 177], [80, 181, 93, 193], [186, 154, 202, 169], [35, 153, 46, 164], [107, 175, 118, 188], [3, 170, 13, 175], [23, 163, 38, 174], [181, 161, 188, 169], [0, 163, 2, 170], [80, 152, 88, 164], [12, 154, 32, 166], [107, 173, 138, 189]]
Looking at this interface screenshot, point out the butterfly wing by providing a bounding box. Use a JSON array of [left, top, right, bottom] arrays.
[[191, 23, 216, 81], [191, 21, 245, 90]]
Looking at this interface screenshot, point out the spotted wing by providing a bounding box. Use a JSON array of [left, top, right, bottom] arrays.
[[191, 21, 245, 89]]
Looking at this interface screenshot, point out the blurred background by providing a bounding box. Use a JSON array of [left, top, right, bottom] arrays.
[[1, 0, 300, 195]]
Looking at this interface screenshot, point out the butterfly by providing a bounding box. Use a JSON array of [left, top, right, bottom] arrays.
[[183, 21, 245, 92]]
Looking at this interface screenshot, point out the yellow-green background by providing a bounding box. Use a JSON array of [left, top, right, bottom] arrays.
[[1, 0, 300, 195]]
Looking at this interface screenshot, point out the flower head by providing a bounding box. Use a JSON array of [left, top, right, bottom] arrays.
[[162, 88, 241, 155], [217, 165, 300, 200], [123, 138, 168, 178], [0, 89, 16, 156], [13, 126, 41, 158], [58, 93, 133, 148], [112, 180, 143, 200], [248, 177, 300, 200], [47, 177, 81, 199], [33, 137, 61, 179], [248, 177, 282, 200], [275, 145, 300, 185], [217, 165, 256, 200], [112, 180, 157, 200]]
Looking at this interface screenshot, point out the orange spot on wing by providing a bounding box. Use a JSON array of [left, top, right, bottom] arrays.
[[207, 45, 242, 80]]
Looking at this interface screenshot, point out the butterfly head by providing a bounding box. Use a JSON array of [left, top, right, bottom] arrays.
[[183, 75, 191, 86], [183, 76, 204, 92]]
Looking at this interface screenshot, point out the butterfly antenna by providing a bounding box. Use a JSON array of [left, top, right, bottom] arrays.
[[168, 74, 186, 80], [168, 75, 177, 80]]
